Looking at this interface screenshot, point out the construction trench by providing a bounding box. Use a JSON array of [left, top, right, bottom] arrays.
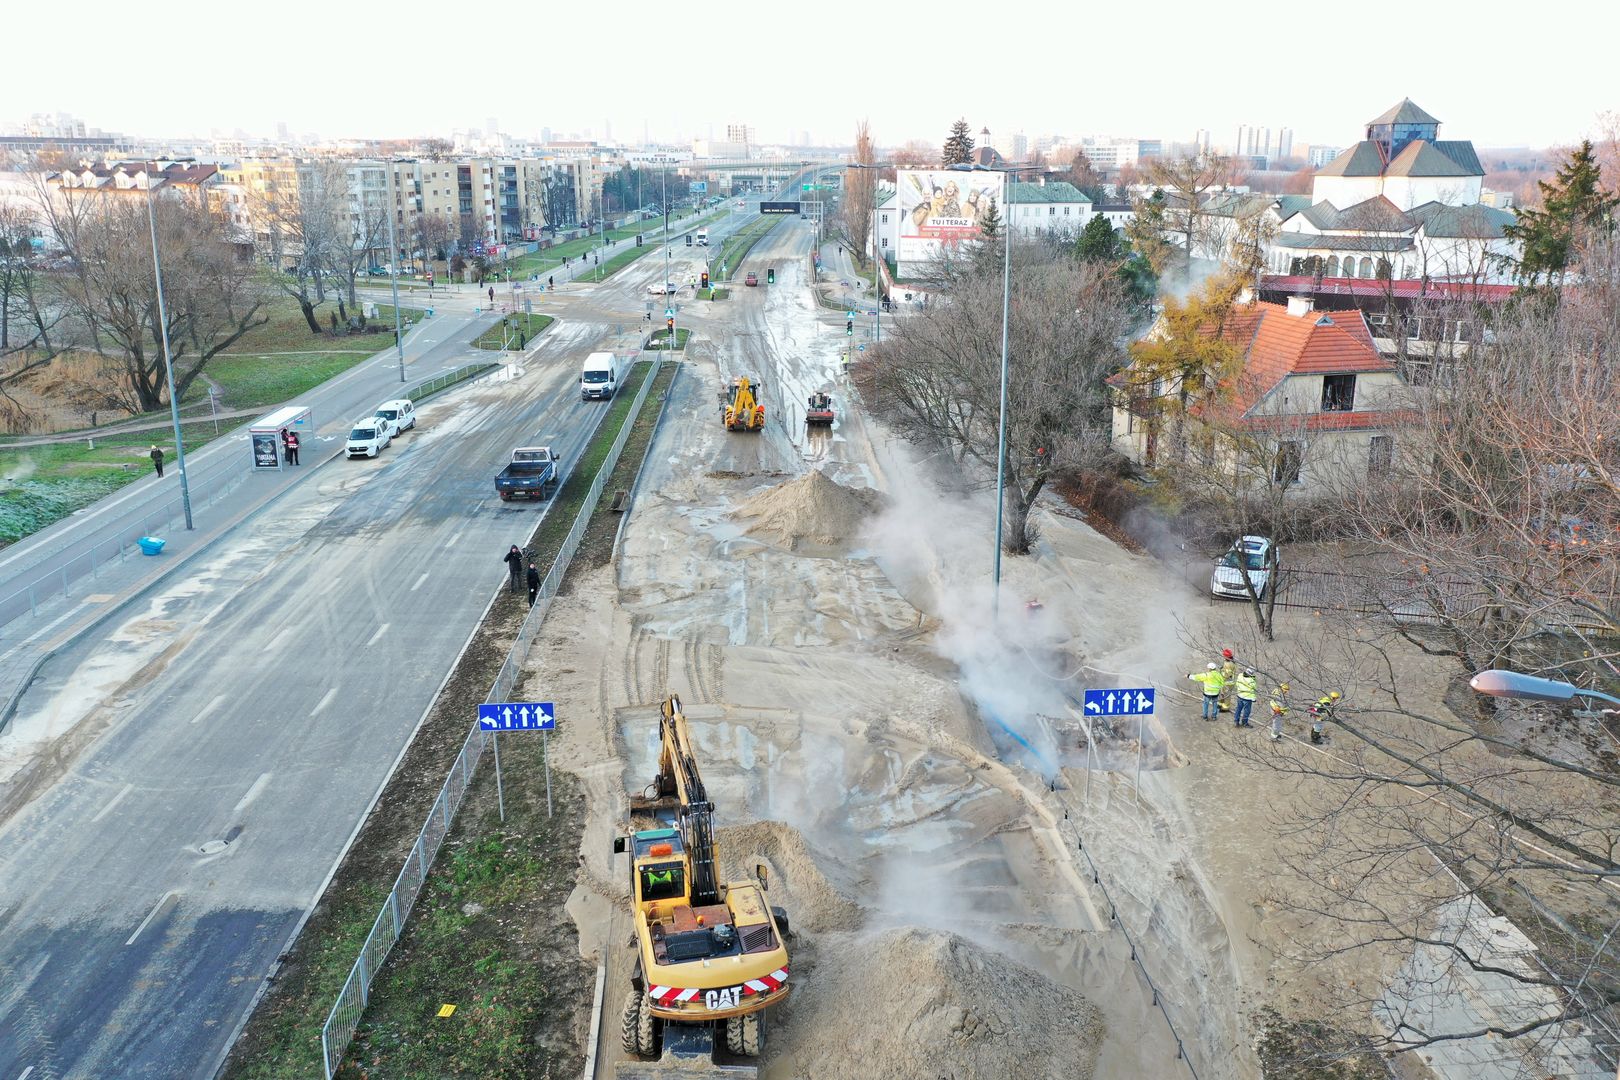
[[530, 238, 1254, 1080]]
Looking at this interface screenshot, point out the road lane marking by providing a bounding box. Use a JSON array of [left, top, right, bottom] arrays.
[[310, 687, 338, 717], [366, 623, 390, 647], [232, 772, 272, 815], [191, 693, 228, 725], [447, 531, 462, 547], [411, 572, 430, 592], [19, 1067, 35, 1080], [126, 891, 177, 946], [91, 783, 134, 823], [266, 628, 290, 651]]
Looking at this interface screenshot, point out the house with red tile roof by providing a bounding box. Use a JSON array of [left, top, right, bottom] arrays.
[[1110, 294, 1408, 493]]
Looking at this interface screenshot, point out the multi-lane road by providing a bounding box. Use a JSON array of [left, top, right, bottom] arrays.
[[0, 206, 763, 1078]]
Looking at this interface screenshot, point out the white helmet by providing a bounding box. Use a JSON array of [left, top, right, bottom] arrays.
[[1206, 662, 1218, 671]]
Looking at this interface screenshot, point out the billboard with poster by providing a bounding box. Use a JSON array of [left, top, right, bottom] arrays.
[[896, 170, 1004, 264]]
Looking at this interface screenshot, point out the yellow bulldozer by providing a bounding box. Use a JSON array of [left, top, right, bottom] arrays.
[[613, 695, 792, 1065], [721, 376, 766, 432]]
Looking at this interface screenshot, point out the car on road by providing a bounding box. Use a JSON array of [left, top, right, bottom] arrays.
[[1211, 535, 1276, 600], [647, 281, 678, 295], [745, 272, 758, 287], [373, 398, 416, 437], [346, 417, 392, 459]]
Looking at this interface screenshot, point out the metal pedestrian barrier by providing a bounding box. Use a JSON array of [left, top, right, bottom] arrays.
[[319, 355, 670, 1078]]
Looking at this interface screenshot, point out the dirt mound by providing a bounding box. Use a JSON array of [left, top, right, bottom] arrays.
[[781, 927, 1104, 1078], [718, 820, 864, 933], [733, 468, 883, 551]]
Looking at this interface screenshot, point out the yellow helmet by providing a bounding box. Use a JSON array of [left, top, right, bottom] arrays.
[[1278, 683, 1290, 692], [1329, 691, 1341, 700]]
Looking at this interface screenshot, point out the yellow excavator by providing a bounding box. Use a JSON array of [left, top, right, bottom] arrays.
[[721, 376, 766, 432], [613, 695, 792, 1066]]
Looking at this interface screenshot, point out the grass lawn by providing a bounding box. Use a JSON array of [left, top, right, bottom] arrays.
[[645, 327, 691, 350], [504, 209, 726, 278], [472, 313, 554, 351], [711, 215, 781, 285], [696, 287, 730, 301], [0, 419, 225, 545]]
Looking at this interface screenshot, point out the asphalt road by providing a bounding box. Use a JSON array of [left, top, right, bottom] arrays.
[[0, 316, 618, 1078]]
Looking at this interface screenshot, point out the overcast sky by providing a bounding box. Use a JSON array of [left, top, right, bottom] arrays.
[[8, 0, 1614, 151]]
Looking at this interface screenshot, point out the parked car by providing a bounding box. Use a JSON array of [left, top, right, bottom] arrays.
[[647, 281, 678, 295], [745, 271, 759, 287], [373, 398, 416, 437], [346, 416, 392, 458], [1210, 535, 1276, 600]]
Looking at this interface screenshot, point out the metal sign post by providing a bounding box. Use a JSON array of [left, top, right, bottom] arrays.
[[478, 702, 557, 819], [1082, 687, 1156, 798]]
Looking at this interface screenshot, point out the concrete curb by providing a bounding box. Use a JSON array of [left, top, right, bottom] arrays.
[[582, 960, 607, 1080]]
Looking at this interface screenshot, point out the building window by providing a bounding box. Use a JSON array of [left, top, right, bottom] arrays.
[[1049, 206, 1056, 215], [1327, 256, 1340, 276], [1274, 441, 1303, 487], [1064, 206, 1071, 215], [1359, 256, 1374, 277], [1322, 373, 1356, 412], [881, 238, 887, 248], [1368, 434, 1394, 475]]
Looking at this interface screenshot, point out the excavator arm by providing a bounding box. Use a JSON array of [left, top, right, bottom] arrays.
[[656, 695, 721, 906]]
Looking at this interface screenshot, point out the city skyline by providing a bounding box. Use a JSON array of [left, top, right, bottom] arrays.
[[7, 0, 1615, 152]]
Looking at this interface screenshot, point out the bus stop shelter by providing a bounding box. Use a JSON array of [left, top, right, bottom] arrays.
[[248, 405, 313, 471]]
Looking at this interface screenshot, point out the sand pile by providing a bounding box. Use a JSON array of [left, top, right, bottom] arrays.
[[719, 820, 865, 933], [779, 927, 1104, 1079], [733, 468, 884, 551]]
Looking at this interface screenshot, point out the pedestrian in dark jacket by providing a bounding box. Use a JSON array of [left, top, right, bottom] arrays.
[[526, 563, 540, 606], [286, 431, 300, 465], [503, 545, 524, 592], [149, 445, 164, 477]]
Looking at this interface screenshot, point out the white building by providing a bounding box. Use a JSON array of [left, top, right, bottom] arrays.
[[1006, 180, 1090, 238]]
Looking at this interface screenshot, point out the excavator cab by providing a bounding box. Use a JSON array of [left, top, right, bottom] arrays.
[[722, 376, 766, 432]]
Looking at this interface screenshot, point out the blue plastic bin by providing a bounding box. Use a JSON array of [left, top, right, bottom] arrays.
[[137, 536, 166, 556]]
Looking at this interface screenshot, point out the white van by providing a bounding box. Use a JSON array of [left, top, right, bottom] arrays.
[[373, 398, 416, 437], [695, 229, 709, 246], [581, 351, 624, 401], [346, 416, 392, 458]]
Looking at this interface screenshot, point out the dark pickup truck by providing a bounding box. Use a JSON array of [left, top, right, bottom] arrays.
[[495, 446, 561, 501]]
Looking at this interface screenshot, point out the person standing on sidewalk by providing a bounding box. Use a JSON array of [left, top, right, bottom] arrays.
[[526, 562, 540, 606], [1233, 669, 1258, 728], [286, 430, 300, 465], [149, 445, 165, 477], [1269, 682, 1291, 740], [503, 544, 524, 592], [280, 428, 292, 463], [1218, 648, 1237, 713], [1188, 663, 1223, 720]]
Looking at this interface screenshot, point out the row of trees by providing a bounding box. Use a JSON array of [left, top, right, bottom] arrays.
[[3, 182, 267, 417]]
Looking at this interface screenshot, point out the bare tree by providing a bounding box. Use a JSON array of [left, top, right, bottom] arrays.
[[0, 203, 68, 398], [247, 161, 341, 334], [413, 211, 453, 266], [316, 161, 390, 317], [1147, 153, 1235, 281], [38, 184, 267, 413], [842, 121, 876, 266], [892, 139, 936, 170], [855, 249, 1132, 551]]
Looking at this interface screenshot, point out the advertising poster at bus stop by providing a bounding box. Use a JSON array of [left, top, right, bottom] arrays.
[[251, 431, 280, 469], [896, 169, 1005, 265]]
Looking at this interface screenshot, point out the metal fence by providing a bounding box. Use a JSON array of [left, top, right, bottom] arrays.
[[319, 355, 670, 1078], [0, 362, 497, 633], [1270, 566, 1615, 634]]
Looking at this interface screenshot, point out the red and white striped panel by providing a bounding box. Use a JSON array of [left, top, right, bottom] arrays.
[[741, 967, 789, 996]]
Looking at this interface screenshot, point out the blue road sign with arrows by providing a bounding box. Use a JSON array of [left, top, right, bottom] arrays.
[[479, 701, 556, 731], [1082, 688, 1155, 716]]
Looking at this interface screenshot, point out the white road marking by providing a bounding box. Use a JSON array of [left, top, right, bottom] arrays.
[[310, 687, 338, 717], [447, 531, 462, 548], [126, 891, 177, 946], [411, 572, 430, 592], [191, 693, 229, 725], [366, 623, 390, 647], [90, 783, 134, 823], [19, 1067, 36, 1080], [232, 772, 272, 814], [266, 628, 290, 651]]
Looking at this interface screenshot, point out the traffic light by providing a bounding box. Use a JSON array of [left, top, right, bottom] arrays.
[[636, 234, 643, 246], [767, 268, 775, 284], [685, 234, 693, 246], [701, 272, 709, 289], [666, 317, 675, 334], [846, 319, 853, 336]]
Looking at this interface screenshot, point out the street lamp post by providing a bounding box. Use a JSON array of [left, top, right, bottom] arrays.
[[1470, 670, 1620, 711], [384, 161, 406, 382], [145, 178, 193, 531]]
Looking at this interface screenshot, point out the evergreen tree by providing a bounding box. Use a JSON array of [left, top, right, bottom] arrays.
[[979, 196, 1002, 239], [1123, 190, 1175, 278], [942, 119, 975, 166], [1504, 140, 1618, 284], [1075, 215, 1122, 262]]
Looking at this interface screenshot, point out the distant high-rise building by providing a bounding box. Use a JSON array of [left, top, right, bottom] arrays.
[[1306, 145, 1342, 168], [800, 130, 810, 147], [1195, 129, 1211, 155], [486, 116, 498, 137], [725, 123, 755, 148], [1278, 128, 1293, 160]]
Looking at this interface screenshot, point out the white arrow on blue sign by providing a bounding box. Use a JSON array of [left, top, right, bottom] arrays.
[[479, 701, 556, 731], [1082, 688, 1155, 716]]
